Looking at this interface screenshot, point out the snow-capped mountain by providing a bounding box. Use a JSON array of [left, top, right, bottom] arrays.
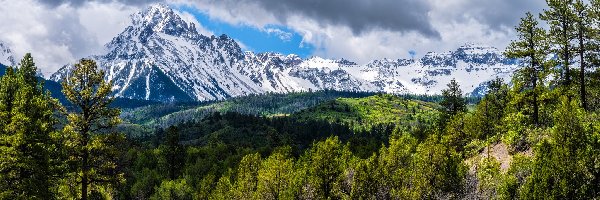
[[349, 44, 518, 96], [0, 41, 16, 67], [51, 4, 518, 102]]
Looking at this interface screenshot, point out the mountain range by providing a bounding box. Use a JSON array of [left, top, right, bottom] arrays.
[[2, 4, 519, 103], [0, 42, 16, 76]]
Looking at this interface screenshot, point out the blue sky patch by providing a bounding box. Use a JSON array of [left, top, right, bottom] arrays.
[[176, 5, 314, 58]]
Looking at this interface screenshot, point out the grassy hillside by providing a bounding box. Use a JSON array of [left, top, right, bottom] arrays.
[[292, 94, 442, 132]]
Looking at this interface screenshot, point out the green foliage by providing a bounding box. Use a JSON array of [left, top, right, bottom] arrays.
[[61, 59, 125, 200], [150, 179, 193, 200], [130, 168, 161, 199], [122, 90, 378, 127], [440, 79, 466, 117], [160, 126, 185, 180], [0, 54, 58, 199], [231, 153, 261, 199], [541, 0, 577, 88], [255, 147, 296, 200], [506, 12, 549, 126], [303, 137, 351, 199], [6, 4, 600, 197], [411, 134, 466, 199], [477, 156, 502, 199], [496, 154, 533, 200], [349, 154, 379, 199], [293, 94, 441, 131], [519, 98, 598, 199]]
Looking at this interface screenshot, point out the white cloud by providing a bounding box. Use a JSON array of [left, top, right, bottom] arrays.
[[0, 0, 141, 76], [286, 16, 430, 63], [235, 40, 252, 51], [180, 0, 278, 28], [0, 0, 547, 76], [174, 9, 214, 36], [77, 2, 136, 51], [265, 28, 293, 42], [183, 0, 542, 64]]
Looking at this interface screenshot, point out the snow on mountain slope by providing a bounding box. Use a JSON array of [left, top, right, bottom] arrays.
[[348, 44, 518, 96], [50, 4, 518, 102], [52, 4, 262, 102], [0, 41, 16, 67]]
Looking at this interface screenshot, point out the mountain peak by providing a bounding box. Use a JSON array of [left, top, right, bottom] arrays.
[[0, 41, 16, 66], [130, 4, 197, 37]]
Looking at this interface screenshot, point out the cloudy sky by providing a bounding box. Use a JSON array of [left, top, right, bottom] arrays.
[[0, 0, 547, 76]]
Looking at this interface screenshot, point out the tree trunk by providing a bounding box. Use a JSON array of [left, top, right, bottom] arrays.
[[533, 74, 539, 127], [563, 18, 571, 87], [82, 148, 89, 200], [529, 32, 539, 127], [579, 28, 587, 110], [81, 119, 90, 200]]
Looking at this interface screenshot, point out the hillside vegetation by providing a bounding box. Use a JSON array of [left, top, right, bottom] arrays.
[[2, 1, 600, 199], [292, 94, 441, 131]]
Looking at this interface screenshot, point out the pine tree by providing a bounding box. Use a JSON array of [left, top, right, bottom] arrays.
[[233, 153, 261, 199], [304, 137, 350, 199], [0, 54, 57, 199], [572, 0, 595, 110], [505, 12, 549, 126], [586, 0, 600, 110], [440, 79, 466, 117], [486, 78, 509, 124], [520, 98, 594, 198], [61, 59, 123, 200], [163, 126, 184, 180], [256, 147, 295, 199], [540, 0, 577, 89]]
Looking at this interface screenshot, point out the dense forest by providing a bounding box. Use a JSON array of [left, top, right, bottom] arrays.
[[2, 0, 600, 199]]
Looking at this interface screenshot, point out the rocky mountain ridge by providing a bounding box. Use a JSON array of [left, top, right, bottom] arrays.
[[50, 4, 519, 102]]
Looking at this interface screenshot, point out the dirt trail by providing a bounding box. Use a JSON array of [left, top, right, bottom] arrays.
[[466, 142, 532, 173], [481, 142, 511, 172]]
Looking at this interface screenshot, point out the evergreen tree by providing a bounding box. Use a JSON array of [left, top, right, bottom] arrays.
[[61, 59, 123, 200], [440, 79, 466, 117], [350, 155, 379, 199], [506, 12, 549, 126], [485, 78, 509, 129], [161, 126, 184, 180], [540, 0, 577, 89], [0, 54, 57, 199], [232, 153, 261, 199], [572, 0, 597, 110], [256, 147, 295, 200], [303, 137, 350, 199], [150, 179, 193, 200], [520, 98, 595, 199], [586, 0, 600, 110]]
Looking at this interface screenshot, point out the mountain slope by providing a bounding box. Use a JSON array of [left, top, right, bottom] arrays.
[[0, 41, 16, 76], [51, 4, 518, 102], [291, 94, 441, 130], [0, 41, 16, 68], [51, 4, 261, 102]]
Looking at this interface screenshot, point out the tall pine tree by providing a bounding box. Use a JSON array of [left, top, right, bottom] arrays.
[[61, 59, 124, 200], [0, 54, 57, 199], [505, 12, 549, 126], [540, 0, 577, 90], [572, 0, 595, 110], [162, 126, 184, 180]]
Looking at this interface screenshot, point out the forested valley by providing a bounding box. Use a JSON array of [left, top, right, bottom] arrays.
[[2, 0, 600, 199]]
